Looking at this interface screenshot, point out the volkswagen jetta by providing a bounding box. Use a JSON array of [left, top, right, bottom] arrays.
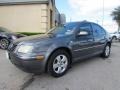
[[7, 21, 111, 77]]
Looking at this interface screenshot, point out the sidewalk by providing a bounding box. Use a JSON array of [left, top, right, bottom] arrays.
[[0, 50, 32, 90]]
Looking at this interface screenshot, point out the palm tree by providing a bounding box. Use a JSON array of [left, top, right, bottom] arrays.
[[111, 6, 120, 31]]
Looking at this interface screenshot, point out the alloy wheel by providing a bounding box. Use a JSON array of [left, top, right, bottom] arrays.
[[0, 39, 9, 49], [105, 45, 110, 57], [53, 55, 68, 74]]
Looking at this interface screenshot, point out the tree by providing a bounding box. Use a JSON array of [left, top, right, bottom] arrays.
[[111, 6, 120, 31]]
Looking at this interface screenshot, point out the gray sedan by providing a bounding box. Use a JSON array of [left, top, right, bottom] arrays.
[[7, 21, 111, 77]]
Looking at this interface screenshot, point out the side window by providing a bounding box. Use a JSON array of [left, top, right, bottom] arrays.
[[79, 23, 93, 36], [92, 24, 106, 37]]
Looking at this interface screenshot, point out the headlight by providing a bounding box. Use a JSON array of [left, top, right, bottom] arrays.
[[12, 36, 17, 40], [17, 45, 33, 53]]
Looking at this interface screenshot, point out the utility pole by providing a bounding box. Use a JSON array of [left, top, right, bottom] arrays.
[[102, 0, 105, 26], [96, 20, 99, 24], [70, 17, 72, 22]]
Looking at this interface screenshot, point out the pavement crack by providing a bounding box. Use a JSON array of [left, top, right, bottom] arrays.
[[20, 74, 35, 90]]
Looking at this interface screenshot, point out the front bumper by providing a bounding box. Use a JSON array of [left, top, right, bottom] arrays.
[[8, 52, 46, 73]]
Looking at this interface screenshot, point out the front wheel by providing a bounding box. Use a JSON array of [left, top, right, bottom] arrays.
[[0, 38, 10, 50], [47, 50, 70, 77], [101, 44, 111, 58]]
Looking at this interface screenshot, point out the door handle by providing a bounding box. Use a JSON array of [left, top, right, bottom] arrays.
[[88, 39, 93, 42]]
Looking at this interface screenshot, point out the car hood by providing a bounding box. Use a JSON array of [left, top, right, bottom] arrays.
[[13, 34, 54, 44]]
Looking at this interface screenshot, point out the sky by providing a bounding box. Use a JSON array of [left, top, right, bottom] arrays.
[[55, 0, 120, 33]]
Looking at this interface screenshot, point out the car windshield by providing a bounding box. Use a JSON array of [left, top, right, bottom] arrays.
[[0, 27, 11, 33], [46, 22, 78, 36]]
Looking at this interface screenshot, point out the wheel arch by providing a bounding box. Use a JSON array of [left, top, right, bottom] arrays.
[[0, 36, 9, 40], [106, 41, 111, 48], [45, 47, 73, 72]]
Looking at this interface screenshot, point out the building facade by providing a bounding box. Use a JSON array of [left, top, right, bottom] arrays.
[[60, 14, 66, 25], [0, 0, 64, 33]]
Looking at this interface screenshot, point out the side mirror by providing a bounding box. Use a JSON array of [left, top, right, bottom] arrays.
[[78, 31, 89, 36]]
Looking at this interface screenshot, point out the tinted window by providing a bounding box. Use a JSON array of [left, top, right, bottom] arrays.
[[92, 24, 106, 37], [79, 23, 93, 36], [0, 27, 11, 33], [47, 22, 79, 36], [64, 22, 79, 30]]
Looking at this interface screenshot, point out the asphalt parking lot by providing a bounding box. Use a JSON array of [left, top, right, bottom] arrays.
[[0, 42, 120, 90]]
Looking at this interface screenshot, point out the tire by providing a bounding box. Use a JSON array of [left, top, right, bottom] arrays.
[[113, 36, 117, 40], [47, 50, 70, 77], [101, 44, 111, 58], [111, 36, 117, 43], [0, 38, 10, 50]]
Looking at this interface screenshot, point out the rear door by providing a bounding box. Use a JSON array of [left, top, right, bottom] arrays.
[[92, 23, 106, 54]]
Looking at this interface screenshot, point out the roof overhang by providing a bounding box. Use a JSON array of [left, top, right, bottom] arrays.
[[0, 1, 48, 6]]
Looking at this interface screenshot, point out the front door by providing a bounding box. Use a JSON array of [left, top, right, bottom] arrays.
[[72, 23, 94, 60]]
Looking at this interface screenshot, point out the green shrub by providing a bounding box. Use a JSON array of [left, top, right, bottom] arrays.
[[17, 32, 44, 36]]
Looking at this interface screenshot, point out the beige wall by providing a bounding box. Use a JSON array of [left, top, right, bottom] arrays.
[[0, 4, 48, 33]]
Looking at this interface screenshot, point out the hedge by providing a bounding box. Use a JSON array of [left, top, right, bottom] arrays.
[[17, 32, 44, 36]]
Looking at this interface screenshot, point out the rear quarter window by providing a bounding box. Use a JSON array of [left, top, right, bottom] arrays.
[[92, 23, 106, 37]]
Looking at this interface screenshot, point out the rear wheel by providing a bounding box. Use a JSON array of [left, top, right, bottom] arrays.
[[111, 36, 117, 43], [101, 44, 111, 58], [112, 36, 117, 40], [0, 38, 10, 49], [47, 50, 70, 77]]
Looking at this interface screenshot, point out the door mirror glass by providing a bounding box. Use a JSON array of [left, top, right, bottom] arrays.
[[78, 31, 89, 36]]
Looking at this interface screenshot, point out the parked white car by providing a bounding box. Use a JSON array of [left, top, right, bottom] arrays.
[[110, 31, 120, 41]]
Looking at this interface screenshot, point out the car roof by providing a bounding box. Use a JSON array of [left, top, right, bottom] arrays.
[[66, 21, 95, 27]]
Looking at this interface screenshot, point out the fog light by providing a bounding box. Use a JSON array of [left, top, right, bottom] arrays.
[[36, 55, 44, 61]]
